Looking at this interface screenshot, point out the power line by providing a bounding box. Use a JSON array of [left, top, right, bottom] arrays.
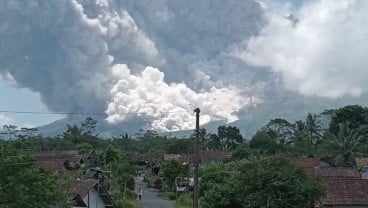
[[0, 110, 189, 116], [0, 110, 107, 116]]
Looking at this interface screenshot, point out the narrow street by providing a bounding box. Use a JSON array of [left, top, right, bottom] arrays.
[[135, 177, 175, 208]]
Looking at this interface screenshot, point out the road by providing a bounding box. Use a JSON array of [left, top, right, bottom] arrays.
[[135, 177, 175, 208]]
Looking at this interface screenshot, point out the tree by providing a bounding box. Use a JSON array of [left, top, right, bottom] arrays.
[[161, 160, 189, 191], [167, 138, 193, 154], [62, 117, 99, 147], [104, 144, 120, 165], [204, 126, 243, 151], [238, 157, 324, 208], [200, 162, 242, 208], [321, 123, 363, 167], [0, 145, 69, 207], [326, 105, 368, 134], [76, 142, 93, 155], [265, 118, 295, 143], [249, 129, 281, 154], [232, 143, 251, 160], [304, 113, 323, 145], [200, 157, 325, 208]]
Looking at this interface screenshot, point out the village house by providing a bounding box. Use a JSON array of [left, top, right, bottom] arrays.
[[316, 178, 368, 208], [32, 150, 115, 207], [290, 156, 368, 207], [33, 150, 87, 172], [356, 158, 368, 179], [199, 150, 232, 165], [164, 153, 193, 165], [67, 179, 115, 208]]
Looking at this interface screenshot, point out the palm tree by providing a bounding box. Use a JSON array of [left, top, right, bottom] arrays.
[[321, 123, 362, 167]]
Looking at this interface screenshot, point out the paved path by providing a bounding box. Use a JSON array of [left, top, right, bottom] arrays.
[[135, 177, 175, 208]]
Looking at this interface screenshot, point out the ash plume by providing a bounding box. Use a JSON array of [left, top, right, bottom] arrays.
[[0, 0, 265, 131]]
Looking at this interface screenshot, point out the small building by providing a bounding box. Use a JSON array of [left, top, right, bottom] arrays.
[[199, 150, 232, 165], [289, 156, 361, 179], [33, 150, 87, 164], [317, 178, 368, 207], [356, 158, 368, 179], [33, 150, 87, 173], [310, 167, 361, 179], [164, 154, 193, 164], [67, 179, 115, 208], [289, 156, 332, 169]]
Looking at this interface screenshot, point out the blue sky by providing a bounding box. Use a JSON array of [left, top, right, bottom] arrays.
[[0, 78, 63, 127]]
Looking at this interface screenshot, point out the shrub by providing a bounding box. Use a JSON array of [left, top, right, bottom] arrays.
[[176, 194, 192, 206]]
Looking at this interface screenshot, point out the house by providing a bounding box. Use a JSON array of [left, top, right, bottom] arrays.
[[311, 167, 361, 179], [199, 150, 232, 165], [67, 179, 115, 208], [164, 154, 193, 164], [290, 157, 368, 207], [33, 150, 87, 164], [356, 158, 368, 179], [33, 150, 87, 172], [289, 156, 360, 179], [316, 178, 368, 207], [289, 156, 332, 169], [131, 154, 149, 166], [36, 159, 73, 173]]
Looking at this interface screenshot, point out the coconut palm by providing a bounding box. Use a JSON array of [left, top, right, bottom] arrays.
[[321, 123, 363, 167]]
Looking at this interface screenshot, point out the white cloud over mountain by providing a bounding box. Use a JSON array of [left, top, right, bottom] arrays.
[[236, 0, 368, 98]]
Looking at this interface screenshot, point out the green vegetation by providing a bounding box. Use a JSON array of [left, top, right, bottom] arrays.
[[0, 145, 70, 207], [200, 158, 324, 208], [1, 105, 368, 207]]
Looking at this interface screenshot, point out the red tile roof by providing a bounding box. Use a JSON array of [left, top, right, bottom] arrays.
[[35, 159, 69, 172], [67, 179, 98, 198], [33, 151, 84, 163], [319, 178, 368, 206], [306, 167, 361, 179], [199, 150, 232, 164], [289, 157, 320, 168]]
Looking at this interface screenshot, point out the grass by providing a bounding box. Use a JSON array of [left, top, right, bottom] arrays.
[[159, 192, 192, 208], [116, 199, 142, 208]]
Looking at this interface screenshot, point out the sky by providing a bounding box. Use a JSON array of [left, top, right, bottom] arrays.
[[0, 78, 64, 127], [0, 0, 297, 128], [1, 0, 368, 131]]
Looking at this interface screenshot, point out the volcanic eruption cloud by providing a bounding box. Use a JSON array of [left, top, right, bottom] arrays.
[[4, 0, 368, 132], [0, 0, 263, 131], [236, 0, 368, 98]]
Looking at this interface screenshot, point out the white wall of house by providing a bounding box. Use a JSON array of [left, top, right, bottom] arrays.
[[82, 188, 106, 208], [361, 169, 368, 179]]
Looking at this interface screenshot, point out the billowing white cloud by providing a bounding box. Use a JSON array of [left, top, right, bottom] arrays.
[[236, 0, 368, 98], [0, 0, 266, 131], [106, 65, 256, 131]]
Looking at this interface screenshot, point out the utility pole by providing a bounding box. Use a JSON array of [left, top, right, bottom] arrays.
[[193, 108, 200, 208]]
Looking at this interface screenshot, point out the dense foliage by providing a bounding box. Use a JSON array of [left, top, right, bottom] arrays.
[[0, 145, 69, 207], [1, 105, 368, 207]]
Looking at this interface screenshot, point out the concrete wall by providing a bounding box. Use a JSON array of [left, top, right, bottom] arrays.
[[82, 188, 106, 208]]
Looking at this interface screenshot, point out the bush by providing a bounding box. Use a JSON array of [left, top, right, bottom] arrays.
[[166, 192, 177, 200], [176, 194, 192, 207], [116, 199, 141, 208], [145, 177, 152, 188]]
